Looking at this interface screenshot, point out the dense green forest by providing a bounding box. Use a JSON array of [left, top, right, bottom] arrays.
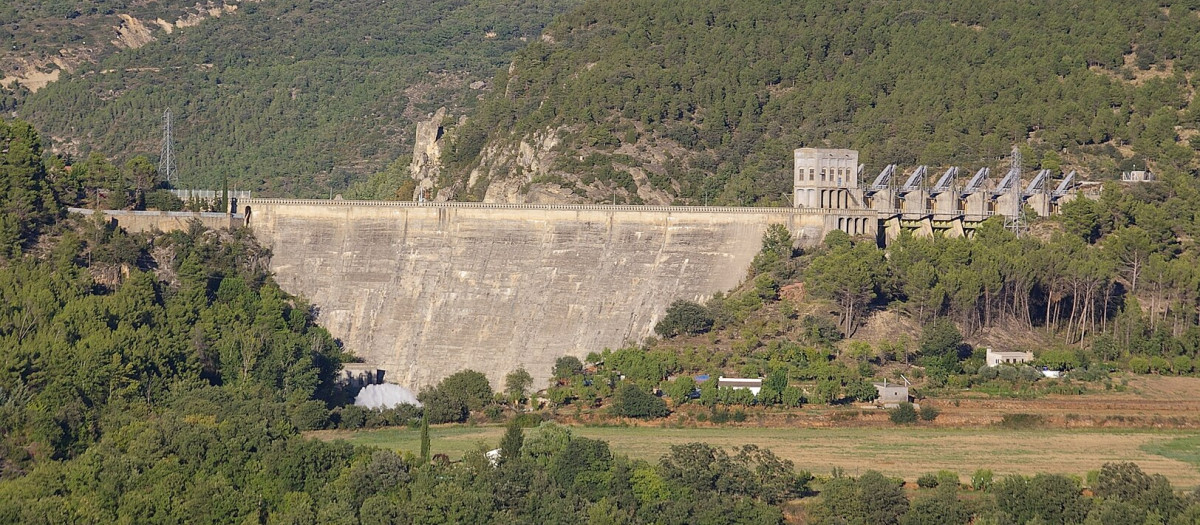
[[11, 0, 577, 196], [0, 118, 347, 465], [440, 0, 1200, 204]]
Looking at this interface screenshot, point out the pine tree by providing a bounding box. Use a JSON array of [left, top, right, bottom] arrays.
[[499, 420, 524, 464], [419, 413, 431, 465]]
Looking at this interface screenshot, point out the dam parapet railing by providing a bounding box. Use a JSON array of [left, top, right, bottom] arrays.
[[240, 198, 879, 217]]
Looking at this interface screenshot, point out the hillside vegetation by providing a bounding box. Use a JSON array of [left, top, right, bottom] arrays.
[[0, 0, 209, 100], [531, 175, 1200, 419], [437, 0, 1200, 204], [13, 0, 577, 196]]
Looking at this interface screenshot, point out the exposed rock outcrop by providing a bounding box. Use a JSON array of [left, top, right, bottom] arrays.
[[113, 14, 157, 49], [410, 107, 446, 201], [475, 129, 565, 203]]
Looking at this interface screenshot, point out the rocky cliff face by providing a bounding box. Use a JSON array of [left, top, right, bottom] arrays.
[[453, 125, 677, 205], [410, 107, 446, 201], [472, 129, 575, 203]]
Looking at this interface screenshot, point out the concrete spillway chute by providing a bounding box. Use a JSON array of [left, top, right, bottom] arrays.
[[867, 164, 896, 194], [929, 167, 958, 196], [962, 167, 989, 197], [1052, 171, 1076, 198], [899, 165, 928, 194]]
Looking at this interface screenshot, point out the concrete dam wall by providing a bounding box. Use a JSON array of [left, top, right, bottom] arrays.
[[244, 199, 874, 390], [69, 208, 245, 233]]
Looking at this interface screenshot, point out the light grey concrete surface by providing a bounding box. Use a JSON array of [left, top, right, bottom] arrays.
[[243, 199, 873, 390]]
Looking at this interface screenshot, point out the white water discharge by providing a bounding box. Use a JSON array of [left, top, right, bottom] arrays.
[[354, 384, 422, 409]]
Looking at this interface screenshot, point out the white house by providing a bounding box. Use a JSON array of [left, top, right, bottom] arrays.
[[873, 380, 909, 404], [717, 377, 763, 396], [986, 348, 1033, 367]]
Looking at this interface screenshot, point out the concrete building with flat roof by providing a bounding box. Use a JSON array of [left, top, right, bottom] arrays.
[[986, 348, 1033, 367], [794, 148, 859, 209], [873, 380, 909, 404], [717, 376, 763, 396]]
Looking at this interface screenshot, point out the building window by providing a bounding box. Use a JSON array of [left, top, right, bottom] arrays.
[[821, 169, 826, 181]]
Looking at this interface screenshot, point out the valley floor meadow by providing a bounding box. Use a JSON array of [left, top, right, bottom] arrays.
[[311, 426, 1200, 490]]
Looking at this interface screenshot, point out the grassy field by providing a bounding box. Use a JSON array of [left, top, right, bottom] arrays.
[[310, 425, 1200, 489]]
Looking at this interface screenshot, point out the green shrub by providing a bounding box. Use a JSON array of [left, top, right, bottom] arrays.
[[972, 469, 994, 491], [801, 315, 843, 345], [998, 413, 1045, 429], [143, 189, 184, 211], [611, 383, 669, 419], [290, 400, 330, 431], [917, 472, 940, 488], [781, 386, 805, 407], [710, 408, 730, 424], [338, 405, 367, 429], [936, 470, 960, 488], [890, 402, 918, 424], [553, 355, 584, 379], [654, 300, 714, 337], [919, 404, 940, 421], [419, 387, 469, 424], [1172, 355, 1193, 375], [513, 412, 544, 428], [1129, 356, 1151, 374]]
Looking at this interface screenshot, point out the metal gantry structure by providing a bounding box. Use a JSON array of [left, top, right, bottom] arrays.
[[929, 167, 958, 196], [1053, 171, 1077, 198], [158, 108, 177, 187], [1005, 146, 1024, 236], [867, 164, 897, 194], [899, 165, 927, 194], [962, 167, 990, 196]]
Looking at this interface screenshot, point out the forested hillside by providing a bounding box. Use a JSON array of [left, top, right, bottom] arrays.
[[437, 0, 1200, 204], [0, 119, 347, 470], [13, 0, 577, 196], [1, 0, 207, 95]]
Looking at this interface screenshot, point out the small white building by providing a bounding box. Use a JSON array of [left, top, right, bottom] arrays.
[[717, 377, 763, 396], [986, 348, 1033, 367], [1121, 170, 1155, 182], [873, 380, 909, 404]]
